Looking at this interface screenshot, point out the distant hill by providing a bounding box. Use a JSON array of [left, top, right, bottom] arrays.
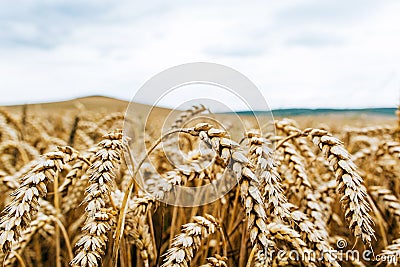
[[1, 96, 129, 113]]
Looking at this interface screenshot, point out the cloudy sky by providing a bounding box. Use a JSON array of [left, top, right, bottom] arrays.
[[0, 0, 399, 109]]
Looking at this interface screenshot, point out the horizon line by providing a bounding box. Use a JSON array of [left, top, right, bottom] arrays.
[[0, 94, 398, 111]]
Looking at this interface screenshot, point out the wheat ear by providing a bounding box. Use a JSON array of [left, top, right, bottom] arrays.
[[246, 131, 290, 220], [344, 125, 395, 137], [60, 151, 97, 213], [379, 237, 400, 265], [266, 222, 315, 266], [70, 130, 123, 267], [275, 125, 375, 246], [289, 209, 339, 266], [0, 116, 19, 142], [0, 109, 22, 136], [2, 212, 53, 266], [369, 186, 400, 222], [376, 141, 400, 160], [275, 119, 316, 162], [161, 214, 220, 267], [0, 146, 81, 253], [0, 170, 20, 191], [304, 128, 375, 247], [170, 104, 208, 130]]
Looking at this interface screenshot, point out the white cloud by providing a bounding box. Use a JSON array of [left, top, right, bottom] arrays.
[[0, 0, 399, 109]]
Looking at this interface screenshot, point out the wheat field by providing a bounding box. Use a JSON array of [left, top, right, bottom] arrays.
[[0, 97, 399, 267]]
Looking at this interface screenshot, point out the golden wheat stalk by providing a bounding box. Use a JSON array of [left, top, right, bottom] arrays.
[[274, 138, 334, 254], [59, 151, 96, 197], [274, 137, 313, 198], [314, 179, 338, 226]]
